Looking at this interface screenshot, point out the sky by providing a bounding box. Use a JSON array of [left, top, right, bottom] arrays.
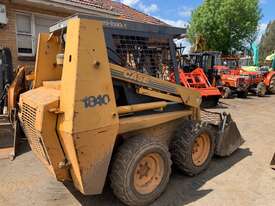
[[115, 0, 275, 48]]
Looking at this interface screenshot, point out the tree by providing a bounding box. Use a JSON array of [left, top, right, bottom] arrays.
[[188, 0, 261, 54], [259, 21, 275, 63]]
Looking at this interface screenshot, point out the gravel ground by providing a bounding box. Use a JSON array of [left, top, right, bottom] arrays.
[[0, 95, 275, 206]]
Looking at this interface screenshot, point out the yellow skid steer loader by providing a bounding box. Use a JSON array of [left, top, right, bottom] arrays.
[[3, 15, 243, 205]]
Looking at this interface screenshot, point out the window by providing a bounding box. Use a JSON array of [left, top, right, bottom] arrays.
[[16, 13, 33, 56], [16, 13, 60, 57]]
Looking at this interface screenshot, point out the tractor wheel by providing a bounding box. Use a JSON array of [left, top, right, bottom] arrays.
[[221, 87, 232, 99], [170, 121, 215, 176], [237, 90, 248, 98], [268, 75, 275, 94], [110, 137, 171, 206], [256, 82, 267, 97]]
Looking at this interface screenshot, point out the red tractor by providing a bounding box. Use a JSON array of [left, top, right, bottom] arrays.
[[220, 56, 275, 97], [213, 65, 250, 98], [239, 56, 275, 95], [179, 52, 250, 99]]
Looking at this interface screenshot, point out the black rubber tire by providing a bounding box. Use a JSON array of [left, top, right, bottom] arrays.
[[170, 120, 215, 176], [222, 87, 232, 99], [268, 75, 275, 94], [237, 90, 248, 98], [256, 82, 266, 97], [110, 137, 172, 206]]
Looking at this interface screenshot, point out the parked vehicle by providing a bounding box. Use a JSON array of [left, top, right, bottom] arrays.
[[173, 51, 221, 107], [240, 54, 275, 94], [179, 52, 250, 98]]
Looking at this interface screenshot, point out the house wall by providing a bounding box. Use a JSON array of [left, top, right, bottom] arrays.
[[0, 0, 71, 69]]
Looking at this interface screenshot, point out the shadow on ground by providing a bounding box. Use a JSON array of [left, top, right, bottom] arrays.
[[64, 147, 252, 206]]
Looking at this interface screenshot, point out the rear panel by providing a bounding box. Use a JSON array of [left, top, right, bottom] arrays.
[[57, 19, 119, 195], [19, 87, 69, 181]]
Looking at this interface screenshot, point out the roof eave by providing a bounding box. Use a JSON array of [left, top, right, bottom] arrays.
[[11, 0, 120, 17]]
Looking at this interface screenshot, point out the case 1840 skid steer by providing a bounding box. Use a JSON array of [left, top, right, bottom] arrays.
[[5, 15, 243, 206]]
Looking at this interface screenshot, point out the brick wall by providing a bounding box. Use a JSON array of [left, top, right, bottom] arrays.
[[0, 0, 71, 69]]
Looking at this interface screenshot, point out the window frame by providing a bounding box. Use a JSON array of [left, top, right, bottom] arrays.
[[16, 12, 35, 57], [15, 11, 61, 58]]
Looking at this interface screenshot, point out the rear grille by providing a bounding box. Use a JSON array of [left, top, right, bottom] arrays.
[[21, 103, 50, 164]]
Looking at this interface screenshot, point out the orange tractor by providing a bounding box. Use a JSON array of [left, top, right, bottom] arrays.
[[220, 56, 275, 97], [213, 65, 251, 98], [174, 50, 221, 107], [170, 67, 221, 107]]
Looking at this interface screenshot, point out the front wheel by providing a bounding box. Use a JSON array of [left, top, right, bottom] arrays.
[[256, 82, 266, 97], [110, 137, 172, 206], [170, 121, 215, 176]]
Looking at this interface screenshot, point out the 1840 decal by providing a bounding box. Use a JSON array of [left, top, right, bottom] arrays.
[[82, 94, 110, 108]]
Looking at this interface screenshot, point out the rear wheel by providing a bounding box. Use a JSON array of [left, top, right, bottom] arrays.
[[110, 137, 171, 206], [256, 82, 266, 97], [268, 75, 275, 94], [170, 121, 215, 176]]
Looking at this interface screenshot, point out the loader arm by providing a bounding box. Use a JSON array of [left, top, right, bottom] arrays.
[[110, 63, 202, 108]]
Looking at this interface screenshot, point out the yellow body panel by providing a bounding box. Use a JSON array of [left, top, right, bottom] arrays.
[[119, 110, 193, 134], [33, 34, 62, 88], [57, 19, 119, 194]]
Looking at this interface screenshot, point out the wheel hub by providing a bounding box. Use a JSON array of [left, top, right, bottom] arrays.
[[192, 133, 210, 166], [137, 161, 151, 179], [133, 153, 164, 195]]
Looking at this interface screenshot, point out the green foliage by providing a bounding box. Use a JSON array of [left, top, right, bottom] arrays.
[[188, 0, 261, 54], [259, 21, 275, 63]]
